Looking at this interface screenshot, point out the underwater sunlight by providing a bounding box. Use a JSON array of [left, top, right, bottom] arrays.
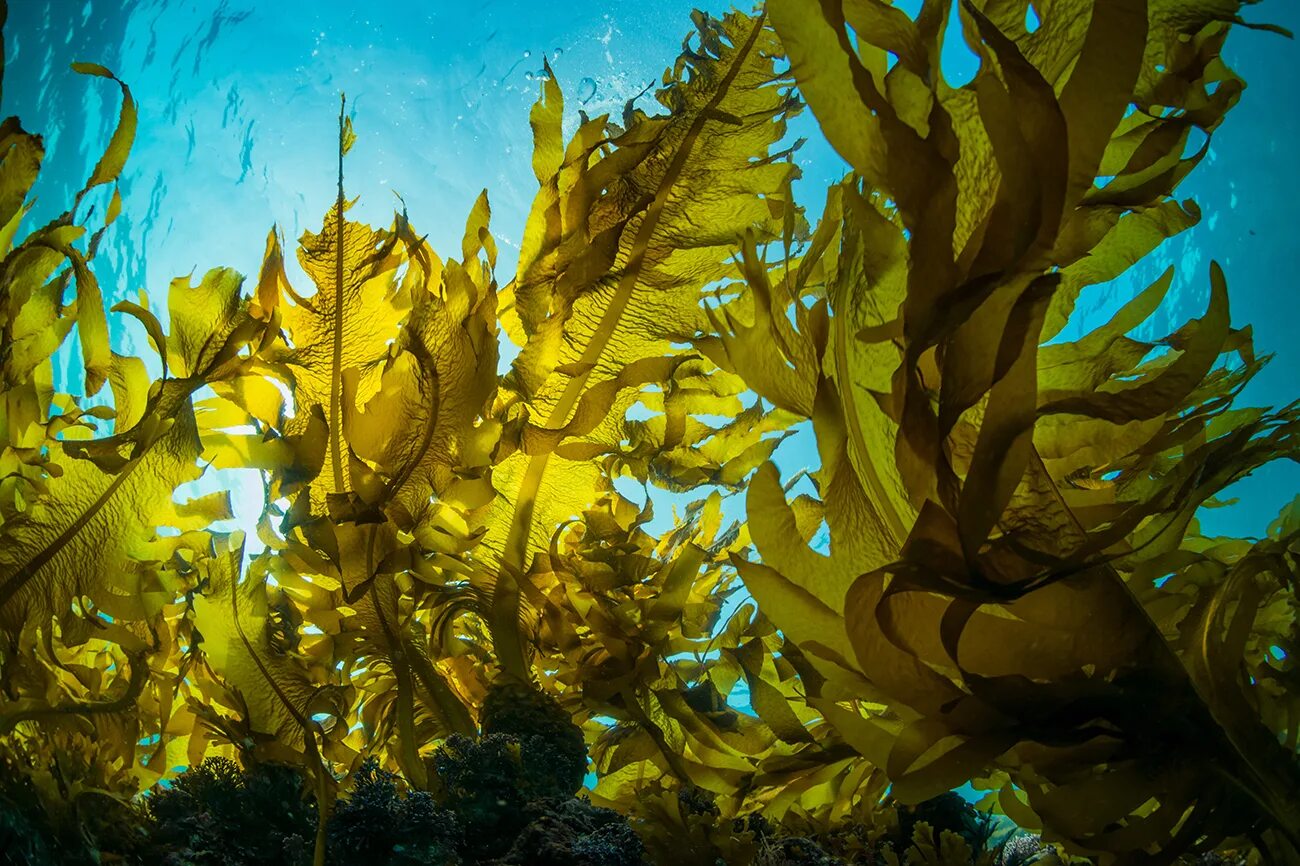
[[1, 1, 1298, 865]]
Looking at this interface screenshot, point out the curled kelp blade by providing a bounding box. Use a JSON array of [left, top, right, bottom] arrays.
[[198, 109, 507, 776], [0, 55, 274, 783], [484, 9, 805, 681], [728, 0, 1300, 859]]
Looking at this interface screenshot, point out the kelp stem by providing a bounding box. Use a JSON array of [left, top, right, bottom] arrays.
[[330, 94, 347, 496]]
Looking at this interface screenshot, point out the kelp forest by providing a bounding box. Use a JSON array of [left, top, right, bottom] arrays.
[[1, 0, 1298, 864]]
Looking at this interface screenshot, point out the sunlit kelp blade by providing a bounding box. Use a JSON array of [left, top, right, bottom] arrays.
[[0, 1, 1297, 864], [724, 0, 1300, 860], [483, 8, 805, 682], [0, 54, 272, 790]]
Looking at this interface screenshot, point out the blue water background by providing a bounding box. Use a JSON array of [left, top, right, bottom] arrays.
[[3, 0, 1297, 795]]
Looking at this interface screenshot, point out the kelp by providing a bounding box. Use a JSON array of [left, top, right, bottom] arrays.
[[485, 7, 803, 681], [718, 0, 1300, 862], [0, 61, 245, 796], [0, 1, 1296, 865]]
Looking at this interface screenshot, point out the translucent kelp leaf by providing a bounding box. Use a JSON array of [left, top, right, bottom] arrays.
[[0, 408, 205, 632], [192, 540, 332, 752], [217, 112, 502, 784], [0, 52, 277, 819], [739, 0, 1300, 860], [486, 8, 804, 680], [191, 536, 346, 865]]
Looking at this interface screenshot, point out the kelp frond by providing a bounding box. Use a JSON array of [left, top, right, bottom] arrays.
[[725, 0, 1300, 861], [0, 2, 1296, 865]]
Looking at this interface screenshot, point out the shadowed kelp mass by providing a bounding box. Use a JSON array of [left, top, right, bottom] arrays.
[[1, 1, 1297, 865]]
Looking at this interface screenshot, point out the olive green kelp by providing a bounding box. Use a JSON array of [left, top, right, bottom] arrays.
[[0, 2, 816, 832], [1, 1, 1298, 865], [195, 2, 816, 783], [196, 95, 500, 811], [0, 51, 259, 771], [483, 7, 804, 683], [714, 0, 1300, 862]]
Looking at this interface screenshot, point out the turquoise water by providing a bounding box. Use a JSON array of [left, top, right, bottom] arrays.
[[6, 1, 1295, 540]]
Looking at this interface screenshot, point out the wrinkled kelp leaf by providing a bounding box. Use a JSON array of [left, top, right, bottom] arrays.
[[0, 52, 277, 810], [197, 101, 501, 794], [724, 0, 1300, 861], [484, 8, 805, 680]]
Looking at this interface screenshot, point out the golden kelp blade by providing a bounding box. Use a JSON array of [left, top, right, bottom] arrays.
[[199, 113, 501, 783], [724, 0, 1300, 860], [0, 58, 276, 809], [485, 9, 804, 681]]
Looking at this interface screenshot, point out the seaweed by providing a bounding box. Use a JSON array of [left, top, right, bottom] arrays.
[[0, 1, 1295, 864], [725, 0, 1300, 862], [0, 731, 145, 866]]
